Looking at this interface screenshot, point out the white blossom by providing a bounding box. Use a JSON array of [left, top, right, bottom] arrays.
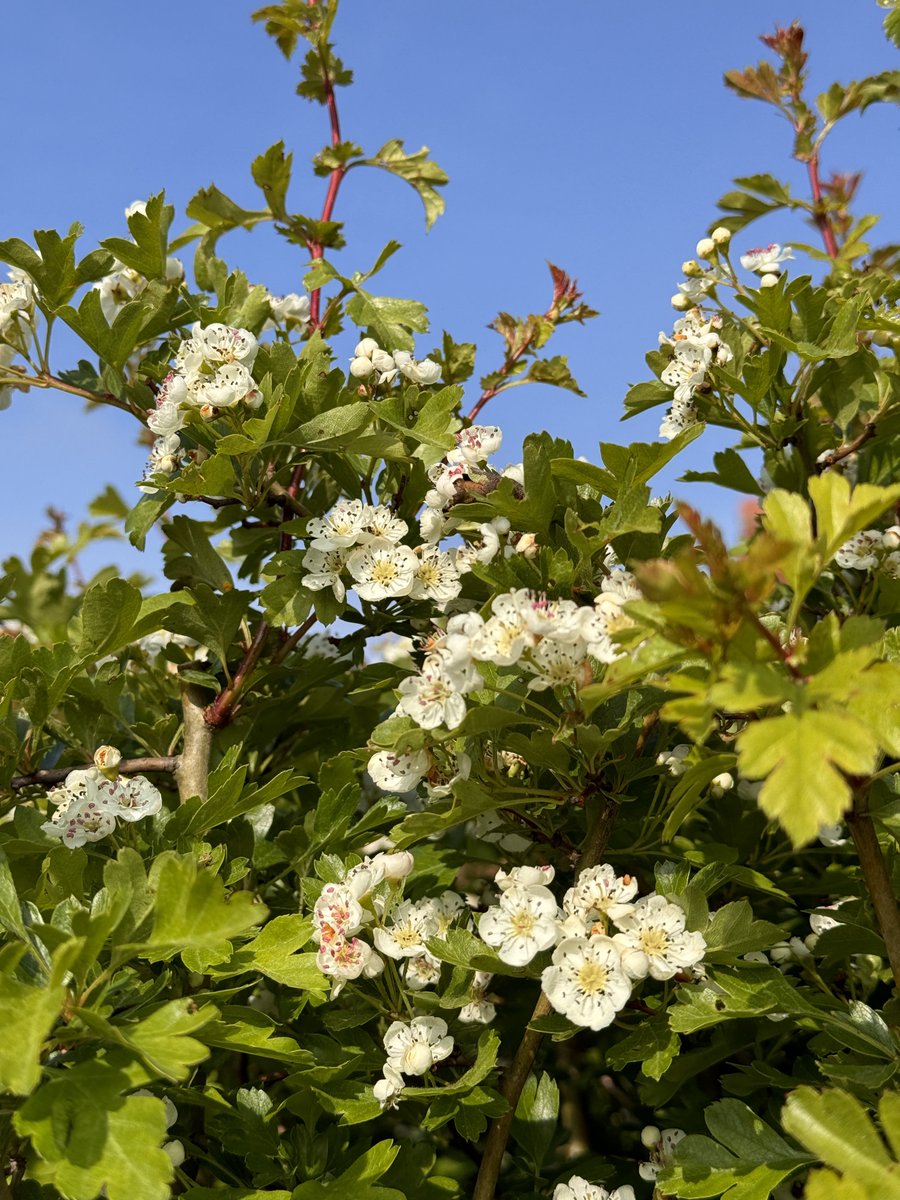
[[307, 500, 367, 550], [42, 785, 117, 848], [639, 1127, 687, 1183], [313, 883, 366, 945], [740, 243, 793, 274], [396, 659, 467, 730], [410, 547, 461, 605], [459, 971, 496, 1025], [374, 899, 439, 959], [368, 749, 430, 793], [392, 349, 441, 385], [317, 936, 384, 994], [347, 539, 418, 601], [383, 1016, 454, 1076], [373, 1061, 405, 1108], [835, 529, 882, 570], [553, 1178, 635, 1200], [110, 775, 162, 822], [526, 638, 591, 691], [360, 505, 408, 544], [265, 292, 310, 330], [301, 546, 349, 601], [495, 865, 555, 892], [478, 884, 560, 966], [563, 865, 639, 933], [541, 935, 632, 1030], [612, 893, 707, 981], [448, 424, 503, 466]]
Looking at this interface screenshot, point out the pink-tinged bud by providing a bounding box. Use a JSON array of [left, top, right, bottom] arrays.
[[93, 745, 122, 779], [695, 237, 716, 259], [711, 226, 732, 246]]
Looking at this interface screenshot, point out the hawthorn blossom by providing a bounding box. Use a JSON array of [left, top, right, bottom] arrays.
[[396, 659, 467, 730], [835, 529, 883, 570], [318, 936, 384, 994], [541, 935, 632, 1030], [459, 971, 497, 1025], [347, 539, 418, 601], [373, 1061, 405, 1108], [301, 546, 349, 601], [420, 890, 466, 937], [657, 744, 691, 776], [495, 865, 555, 892], [405, 953, 442, 990], [110, 775, 163, 822], [740, 243, 793, 274], [42, 785, 118, 848], [553, 1178, 635, 1200], [563, 864, 638, 934], [612, 893, 707, 981], [265, 292, 310, 330], [368, 748, 430, 793], [307, 500, 367, 550], [383, 1016, 454, 1076], [659, 398, 700, 441], [424, 749, 472, 800], [312, 883, 366, 945], [349, 338, 397, 383], [526, 638, 592, 691], [410, 546, 461, 604], [185, 362, 259, 414], [193, 322, 259, 368], [392, 349, 441, 385], [478, 884, 560, 966], [374, 899, 439, 959], [448, 424, 503, 466], [639, 1126, 686, 1183]]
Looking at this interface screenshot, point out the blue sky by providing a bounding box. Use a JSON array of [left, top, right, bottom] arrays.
[[1, 1, 897, 579]]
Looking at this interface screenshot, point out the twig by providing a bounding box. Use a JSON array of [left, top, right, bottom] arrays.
[[203, 623, 270, 729], [847, 783, 900, 993], [806, 153, 839, 260], [9, 756, 178, 791], [473, 797, 620, 1200], [175, 685, 214, 803], [271, 614, 317, 666], [815, 422, 876, 472], [308, 37, 346, 329]]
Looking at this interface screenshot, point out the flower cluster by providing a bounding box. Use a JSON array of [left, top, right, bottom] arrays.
[[301, 500, 463, 607], [0, 268, 36, 410], [349, 337, 441, 386], [658, 307, 733, 441], [393, 574, 640, 732], [41, 751, 162, 848], [834, 525, 900, 576], [141, 321, 262, 489], [476, 864, 706, 1030]]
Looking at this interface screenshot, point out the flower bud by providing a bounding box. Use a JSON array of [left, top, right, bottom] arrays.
[[641, 1125, 661, 1149], [349, 356, 374, 378], [374, 850, 415, 880], [696, 237, 717, 259], [671, 293, 691, 311], [93, 745, 122, 779], [711, 226, 732, 246], [711, 771, 734, 794], [681, 259, 703, 277], [759, 273, 780, 288]]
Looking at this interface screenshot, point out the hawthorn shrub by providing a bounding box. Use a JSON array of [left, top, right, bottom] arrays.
[[1, 4, 900, 1199]]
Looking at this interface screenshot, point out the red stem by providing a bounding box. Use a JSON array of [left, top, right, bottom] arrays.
[[807, 153, 839, 260], [308, 45, 346, 328]]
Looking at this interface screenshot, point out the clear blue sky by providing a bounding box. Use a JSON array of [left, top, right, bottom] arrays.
[[1, 1, 897, 578]]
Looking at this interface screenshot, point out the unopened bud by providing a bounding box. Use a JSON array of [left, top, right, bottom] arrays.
[[641, 1125, 661, 1149], [671, 293, 691, 311], [711, 226, 732, 246], [374, 850, 415, 880], [759, 273, 780, 288], [349, 356, 374, 379], [696, 237, 717, 259], [93, 745, 122, 779], [681, 259, 703, 278]]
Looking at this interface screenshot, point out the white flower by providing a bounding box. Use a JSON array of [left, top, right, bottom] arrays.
[[420, 890, 466, 937], [657, 744, 691, 776], [368, 749, 430, 793], [541, 935, 632, 1031], [553, 1177, 635, 1200], [712, 226, 731, 245], [661, 342, 710, 403], [835, 529, 882, 570], [360, 505, 408, 544], [94, 267, 143, 323], [478, 884, 560, 966], [146, 395, 185, 438], [696, 237, 716, 259], [396, 659, 467, 730], [405, 953, 442, 991], [185, 362, 258, 414], [392, 350, 441, 385], [474, 517, 511, 565], [563, 865, 639, 933], [739, 243, 793, 274], [374, 899, 439, 960], [383, 1016, 454, 1076], [349, 340, 398, 384], [459, 972, 497, 1025], [143, 434, 182, 481], [612, 893, 707, 981], [639, 1127, 687, 1183], [42, 785, 117, 848], [93, 745, 121, 777], [373, 1061, 405, 1108], [307, 500, 367, 550], [347, 538, 418, 601], [526, 638, 591, 691], [809, 897, 854, 937], [448, 424, 503, 466], [676, 277, 713, 303], [419, 505, 446, 544], [317, 936, 384, 993], [301, 546, 349, 601], [266, 292, 310, 330], [110, 775, 162, 822], [818, 822, 849, 848], [659, 397, 700, 441], [711, 771, 734, 795], [370, 850, 415, 881], [424, 750, 472, 800], [410, 547, 461, 605], [313, 883, 366, 945], [495, 865, 555, 892], [193, 322, 259, 368]]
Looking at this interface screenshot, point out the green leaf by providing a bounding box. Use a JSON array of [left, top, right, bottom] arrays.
[[668, 965, 818, 1034], [75, 578, 143, 657], [163, 515, 235, 592], [607, 1018, 681, 1081], [703, 901, 784, 963], [511, 1071, 559, 1170], [251, 141, 292, 219], [100, 998, 213, 1083], [292, 1140, 403, 1198], [781, 1088, 900, 1200], [345, 290, 429, 353], [661, 1099, 813, 1200], [141, 852, 265, 962], [0, 941, 79, 1095], [241, 914, 326, 991], [102, 193, 173, 279], [737, 709, 879, 846], [15, 1062, 174, 1200], [0, 223, 82, 311], [362, 139, 448, 229]]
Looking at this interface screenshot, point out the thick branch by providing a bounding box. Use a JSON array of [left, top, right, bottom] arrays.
[[175, 684, 214, 803], [847, 786, 900, 992], [473, 797, 620, 1200], [9, 757, 178, 791]]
